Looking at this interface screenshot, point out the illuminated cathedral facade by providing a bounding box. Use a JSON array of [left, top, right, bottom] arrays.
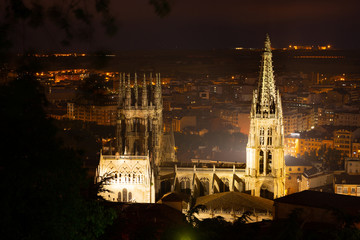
[[96, 73, 175, 203], [96, 35, 285, 203], [245, 34, 285, 199]]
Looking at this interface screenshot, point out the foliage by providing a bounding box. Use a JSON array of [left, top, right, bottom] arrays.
[[316, 145, 343, 170], [149, 0, 171, 18], [76, 74, 111, 105], [186, 196, 207, 227], [0, 74, 115, 240], [1, 0, 171, 51], [234, 211, 252, 224]]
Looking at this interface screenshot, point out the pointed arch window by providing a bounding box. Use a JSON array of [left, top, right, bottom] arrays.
[[200, 178, 210, 196], [259, 150, 264, 174], [123, 188, 128, 202], [266, 151, 272, 174], [260, 127, 265, 145], [267, 128, 272, 145], [180, 177, 191, 194]]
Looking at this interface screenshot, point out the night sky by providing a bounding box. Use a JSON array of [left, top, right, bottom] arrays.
[[8, 0, 360, 51]]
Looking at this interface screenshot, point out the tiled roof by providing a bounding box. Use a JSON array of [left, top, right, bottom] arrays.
[[274, 190, 360, 214], [334, 173, 360, 184], [285, 155, 312, 167], [195, 192, 273, 212]]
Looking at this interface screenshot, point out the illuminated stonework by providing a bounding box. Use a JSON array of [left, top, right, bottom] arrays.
[[96, 73, 174, 203], [97, 154, 155, 203], [245, 35, 285, 199], [96, 36, 285, 204]]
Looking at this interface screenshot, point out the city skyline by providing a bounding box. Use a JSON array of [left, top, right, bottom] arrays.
[[2, 1, 360, 238]]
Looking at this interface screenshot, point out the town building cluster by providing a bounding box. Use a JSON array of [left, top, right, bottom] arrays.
[[9, 35, 360, 223]]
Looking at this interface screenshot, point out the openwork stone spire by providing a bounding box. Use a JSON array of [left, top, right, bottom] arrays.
[[246, 34, 285, 199], [257, 34, 276, 114]]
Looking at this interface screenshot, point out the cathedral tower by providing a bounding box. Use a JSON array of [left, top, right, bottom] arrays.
[[246, 35, 285, 199], [96, 73, 166, 203], [116, 73, 163, 165]]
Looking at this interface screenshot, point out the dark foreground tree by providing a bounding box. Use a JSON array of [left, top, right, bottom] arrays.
[[1, 0, 171, 54], [0, 74, 115, 240]]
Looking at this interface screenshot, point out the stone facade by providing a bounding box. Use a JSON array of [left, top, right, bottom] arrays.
[[245, 35, 285, 199], [96, 73, 173, 203], [96, 35, 285, 203], [97, 154, 155, 203]]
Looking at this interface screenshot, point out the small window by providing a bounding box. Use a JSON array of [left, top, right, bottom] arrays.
[[289, 168, 292, 171], [337, 186, 342, 193], [298, 168, 301, 171], [351, 188, 356, 194], [343, 187, 348, 194], [304, 168, 307, 171], [288, 176, 292, 180]]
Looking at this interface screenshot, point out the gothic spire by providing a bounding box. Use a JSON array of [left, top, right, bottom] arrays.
[[118, 72, 123, 107], [257, 34, 276, 113], [121, 73, 126, 97], [154, 73, 162, 108], [142, 73, 148, 107], [125, 73, 131, 108], [134, 73, 138, 107]]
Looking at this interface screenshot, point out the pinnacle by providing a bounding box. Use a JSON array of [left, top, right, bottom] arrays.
[[265, 34, 271, 52]]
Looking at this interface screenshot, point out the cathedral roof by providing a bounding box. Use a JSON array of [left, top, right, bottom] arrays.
[[157, 191, 190, 203], [195, 192, 273, 213]]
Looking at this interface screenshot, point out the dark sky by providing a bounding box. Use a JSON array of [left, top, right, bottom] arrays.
[[8, 0, 360, 51]]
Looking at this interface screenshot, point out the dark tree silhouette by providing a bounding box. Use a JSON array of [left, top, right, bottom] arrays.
[[0, 0, 171, 52], [0, 74, 115, 240]]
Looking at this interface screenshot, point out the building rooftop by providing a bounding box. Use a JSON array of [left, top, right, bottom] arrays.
[[285, 155, 312, 167], [274, 190, 360, 214], [334, 173, 360, 185], [303, 167, 329, 178], [195, 191, 273, 213]]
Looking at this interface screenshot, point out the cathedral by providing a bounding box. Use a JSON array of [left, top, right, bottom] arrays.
[[245, 34, 285, 199], [96, 73, 175, 203], [96, 35, 285, 203]]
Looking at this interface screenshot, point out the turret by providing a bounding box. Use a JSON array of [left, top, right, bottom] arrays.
[[117, 73, 123, 108], [121, 73, 126, 97], [134, 73, 138, 108], [154, 73, 162, 109], [142, 73, 148, 107], [125, 73, 131, 108], [116, 72, 123, 153]]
